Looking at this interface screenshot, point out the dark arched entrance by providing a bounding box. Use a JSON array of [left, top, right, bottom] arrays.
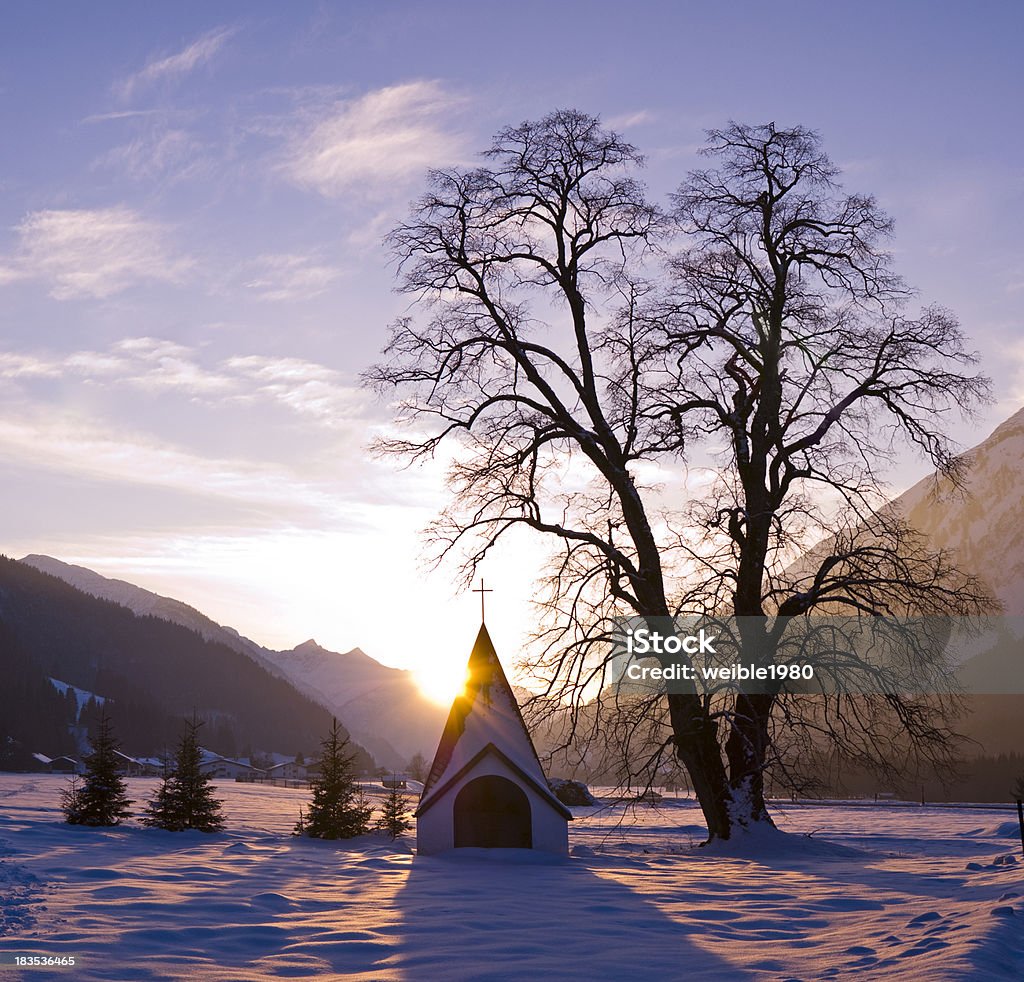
[[453, 774, 532, 848]]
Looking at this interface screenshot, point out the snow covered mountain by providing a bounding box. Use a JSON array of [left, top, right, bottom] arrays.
[[20, 555, 280, 672], [18, 555, 444, 768], [890, 408, 1024, 754], [262, 640, 445, 766], [0, 556, 362, 767], [894, 406, 1024, 616], [792, 406, 1024, 755]]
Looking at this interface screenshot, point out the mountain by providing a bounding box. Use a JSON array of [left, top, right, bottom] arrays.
[[263, 641, 446, 767], [0, 556, 372, 771], [20, 555, 281, 673], [895, 406, 1024, 616], [892, 407, 1024, 756], [784, 406, 1024, 757], [17, 555, 445, 769]]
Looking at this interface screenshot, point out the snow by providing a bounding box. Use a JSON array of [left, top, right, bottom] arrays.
[[1, 776, 1023, 980], [46, 678, 105, 719]]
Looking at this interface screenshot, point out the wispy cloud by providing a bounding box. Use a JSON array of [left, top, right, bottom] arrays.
[[0, 338, 366, 427], [83, 109, 177, 124], [240, 253, 340, 301], [227, 354, 362, 422], [606, 109, 655, 130], [283, 80, 464, 197], [116, 26, 236, 101], [0, 409, 345, 522], [12, 207, 193, 299], [0, 264, 27, 286], [95, 127, 206, 182], [0, 352, 63, 379], [114, 337, 238, 395]]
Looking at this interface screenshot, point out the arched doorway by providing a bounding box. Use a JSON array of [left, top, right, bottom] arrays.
[[453, 774, 532, 848]]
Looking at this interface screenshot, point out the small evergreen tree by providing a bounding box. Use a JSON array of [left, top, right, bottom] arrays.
[[296, 718, 371, 839], [60, 774, 84, 824], [376, 775, 412, 839], [1013, 772, 1024, 801], [142, 716, 224, 832], [62, 710, 133, 826]]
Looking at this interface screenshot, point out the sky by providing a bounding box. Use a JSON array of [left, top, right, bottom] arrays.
[[1, 1, 1022, 699]]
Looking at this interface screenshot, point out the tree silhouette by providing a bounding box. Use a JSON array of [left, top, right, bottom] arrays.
[[142, 716, 224, 832], [62, 709, 133, 826], [296, 718, 371, 839], [376, 775, 413, 839], [407, 752, 428, 784], [369, 111, 990, 840]]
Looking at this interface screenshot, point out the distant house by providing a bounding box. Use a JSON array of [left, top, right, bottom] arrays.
[[198, 754, 265, 780], [32, 753, 80, 774], [266, 760, 310, 781], [112, 751, 145, 777]]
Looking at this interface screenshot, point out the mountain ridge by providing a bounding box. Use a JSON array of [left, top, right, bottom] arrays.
[[17, 554, 444, 767], [0, 555, 372, 769]]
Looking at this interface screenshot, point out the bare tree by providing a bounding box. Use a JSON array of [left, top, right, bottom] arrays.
[[367, 112, 990, 840]]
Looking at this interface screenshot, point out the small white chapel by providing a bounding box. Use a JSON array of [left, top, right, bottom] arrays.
[[415, 615, 571, 855]]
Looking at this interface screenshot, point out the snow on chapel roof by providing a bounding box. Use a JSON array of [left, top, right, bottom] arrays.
[[417, 623, 570, 819]]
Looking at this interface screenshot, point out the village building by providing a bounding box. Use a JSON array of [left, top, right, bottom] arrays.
[[112, 750, 145, 777], [31, 753, 80, 774], [266, 760, 310, 781], [416, 621, 571, 855], [197, 751, 265, 781]]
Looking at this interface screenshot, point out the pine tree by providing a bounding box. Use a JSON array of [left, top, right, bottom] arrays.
[[62, 710, 133, 826], [296, 718, 371, 839], [142, 716, 224, 832], [60, 774, 84, 824], [1014, 772, 1024, 801], [376, 775, 412, 839]]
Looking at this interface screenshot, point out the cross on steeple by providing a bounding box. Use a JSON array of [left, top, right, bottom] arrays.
[[472, 578, 493, 622]]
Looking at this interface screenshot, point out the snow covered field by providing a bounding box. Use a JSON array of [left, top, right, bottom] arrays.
[[1, 776, 1022, 980]]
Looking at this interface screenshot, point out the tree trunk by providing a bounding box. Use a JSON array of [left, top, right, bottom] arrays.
[[724, 692, 776, 826], [667, 692, 733, 840]]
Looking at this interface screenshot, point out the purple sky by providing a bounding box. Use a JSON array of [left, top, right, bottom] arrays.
[[1, 2, 1021, 693]]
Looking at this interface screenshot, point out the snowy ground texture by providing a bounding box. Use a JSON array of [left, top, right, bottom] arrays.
[[1, 777, 1022, 981]]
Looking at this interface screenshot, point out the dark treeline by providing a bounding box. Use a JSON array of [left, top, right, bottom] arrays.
[[0, 556, 373, 771], [766, 753, 1024, 804]]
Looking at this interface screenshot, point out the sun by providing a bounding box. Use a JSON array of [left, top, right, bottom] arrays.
[[414, 658, 469, 707]]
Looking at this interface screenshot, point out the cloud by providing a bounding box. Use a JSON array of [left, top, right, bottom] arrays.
[[95, 127, 205, 182], [83, 109, 173, 124], [227, 354, 364, 422], [0, 409, 345, 522], [0, 264, 27, 286], [240, 253, 340, 301], [113, 337, 237, 395], [117, 26, 236, 100], [284, 80, 464, 197], [0, 352, 63, 379], [0, 338, 366, 426], [13, 207, 193, 299], [606, 110, 655, 130]]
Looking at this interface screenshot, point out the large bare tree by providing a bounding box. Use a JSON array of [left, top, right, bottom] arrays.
[[367, 112, 990, 840]]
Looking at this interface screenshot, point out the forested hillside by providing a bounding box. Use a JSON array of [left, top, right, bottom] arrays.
[[0, 556, 372, 770]]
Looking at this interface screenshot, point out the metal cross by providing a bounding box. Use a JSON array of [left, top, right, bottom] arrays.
[[472, 578, 493, 622]]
